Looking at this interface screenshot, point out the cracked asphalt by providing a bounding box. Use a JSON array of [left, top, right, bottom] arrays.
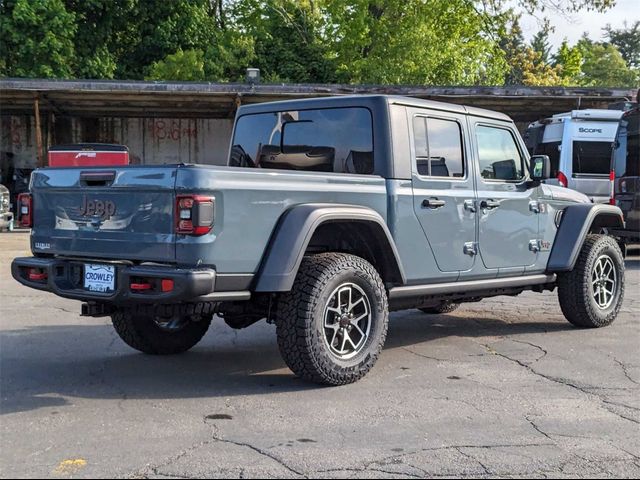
[[1, 231, 639, 478]]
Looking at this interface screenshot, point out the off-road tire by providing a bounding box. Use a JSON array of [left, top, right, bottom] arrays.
[[275, 253, 389, 386], [419, 301, 460, 314], [557, 234, 625, 328], [112, 307, 212, 354]]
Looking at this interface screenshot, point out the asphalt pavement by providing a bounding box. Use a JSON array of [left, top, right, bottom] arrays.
[[1, 231, 639, 478]]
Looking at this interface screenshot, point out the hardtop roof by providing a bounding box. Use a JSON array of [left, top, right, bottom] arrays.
[[237, 94, 513, 122]]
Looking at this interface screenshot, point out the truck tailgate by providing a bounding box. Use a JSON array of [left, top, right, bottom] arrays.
[[30, 167, 178, 262]]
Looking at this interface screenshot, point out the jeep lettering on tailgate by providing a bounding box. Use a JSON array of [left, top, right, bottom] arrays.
[[79, 196, 116, 220], [12, 95, 627, 386]]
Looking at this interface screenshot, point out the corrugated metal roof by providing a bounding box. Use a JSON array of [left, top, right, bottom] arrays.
[[0, 78, 635, 122]]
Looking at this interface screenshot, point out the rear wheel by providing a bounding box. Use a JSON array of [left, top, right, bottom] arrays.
[[275, 253, 389, 386], [419, 301, 460, 314], [557, 234, 625, 328], [112, 307, 212, 354]]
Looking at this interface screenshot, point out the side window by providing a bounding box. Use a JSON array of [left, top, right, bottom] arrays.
[[476, 126, 525, 181], [413, 116, 464, 178]]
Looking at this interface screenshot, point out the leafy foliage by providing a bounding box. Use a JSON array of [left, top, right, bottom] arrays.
[[146, 48, 206, 82], [530, 19, 553, 64], [0, 0, 77, 78], [576, 37, 638, 87], [553, 40, 583, 84], [604, 21, 640, 69], [324, 0, 508, 85], [234, 0, 335, 83], [0, 0, 637, 88]]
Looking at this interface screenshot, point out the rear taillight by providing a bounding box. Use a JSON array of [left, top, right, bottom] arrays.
[[609, 170, 616, 205], [175, 195, 214, 236], [17, 193, 32, 227], [557, 171, 568, 188], [28, 268, 47, 281]]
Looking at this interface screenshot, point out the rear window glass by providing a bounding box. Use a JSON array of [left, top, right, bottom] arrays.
[[534, 141, 561, 177], [230, 107, 374, 174], [572, 141, 612, 175]]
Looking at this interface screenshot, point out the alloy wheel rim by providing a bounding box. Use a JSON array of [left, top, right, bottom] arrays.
[[591, 255, 617, 310], [323, 283, 372, 360]]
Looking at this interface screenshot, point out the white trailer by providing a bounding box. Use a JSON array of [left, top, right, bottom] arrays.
[[525, 109, 624, 203]]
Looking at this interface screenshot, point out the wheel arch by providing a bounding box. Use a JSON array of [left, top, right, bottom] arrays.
[[547, 203, 625, 272], [254, 204, 406, 292]]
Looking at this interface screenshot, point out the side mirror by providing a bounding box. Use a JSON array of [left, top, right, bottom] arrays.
[[530, 155, 551, 181]]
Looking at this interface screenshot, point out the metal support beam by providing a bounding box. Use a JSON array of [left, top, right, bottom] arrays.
[[34, 95, 44, 168]]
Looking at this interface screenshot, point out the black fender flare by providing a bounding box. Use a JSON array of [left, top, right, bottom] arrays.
[[547, 203, 625, 272], [254, 203, 406, 292]]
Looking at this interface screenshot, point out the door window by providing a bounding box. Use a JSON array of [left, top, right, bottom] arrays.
[[476, 126, 525, 181], [412, 116, 464, 178]]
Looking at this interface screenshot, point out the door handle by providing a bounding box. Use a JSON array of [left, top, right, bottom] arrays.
[[422, 198, 446, 209], [480, 199, 500, 210], [464, 199, 477, 213]]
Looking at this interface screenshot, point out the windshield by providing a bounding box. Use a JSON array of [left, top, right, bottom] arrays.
[[612, 109, 640, 178], [230, 107, 374, 174], [572, 141, 613, 175]]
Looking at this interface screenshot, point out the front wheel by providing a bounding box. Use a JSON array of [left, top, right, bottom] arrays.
[[275, 253, 389, 386], [557, 234, 625, 328], [112, 307, 212, 354]]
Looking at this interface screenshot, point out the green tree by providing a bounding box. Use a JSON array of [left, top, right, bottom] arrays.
[[553, 39, 583, 85], [578, 40, 638, 87], [0, 0, 77, 78], [530, 18, 553, 64], [324, 0, 508, 86], [146, 48, 206, 81], [203, 29, 256, 82], [233, 0, 335, 83], [63, 0, 138, 79], [500, 17, 527, 85], [604, 21, 640, 69], [115, 0, 221, 79]]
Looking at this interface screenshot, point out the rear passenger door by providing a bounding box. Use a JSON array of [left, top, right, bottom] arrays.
[[471, 121, 539, 271], [409, 109, 477, 273]]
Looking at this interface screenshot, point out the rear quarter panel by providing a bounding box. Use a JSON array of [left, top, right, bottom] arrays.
[[175, 166, 388, 273]]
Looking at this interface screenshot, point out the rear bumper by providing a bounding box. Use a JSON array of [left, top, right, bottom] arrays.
[[11, 257, 250, 305]]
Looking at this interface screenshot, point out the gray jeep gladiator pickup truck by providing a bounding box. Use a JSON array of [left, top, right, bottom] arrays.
[[12, 95, 627, 386]]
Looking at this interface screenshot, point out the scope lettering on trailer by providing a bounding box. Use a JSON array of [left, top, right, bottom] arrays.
[[578, 127, 603, 133]]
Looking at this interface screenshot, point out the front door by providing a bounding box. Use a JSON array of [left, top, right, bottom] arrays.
[[410, 110, 477, 273], [472, 122, 539, 269]]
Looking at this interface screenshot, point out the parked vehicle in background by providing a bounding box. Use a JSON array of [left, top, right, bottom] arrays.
[[48, 144, 130, 167], [12, 95, 627, 386], [525, 109, 624, 203], [611, 106, 640, 241], [0, 184, 14, 231]]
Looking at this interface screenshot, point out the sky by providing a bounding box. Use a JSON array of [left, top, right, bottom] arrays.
[[519, 0, 640, 49]]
